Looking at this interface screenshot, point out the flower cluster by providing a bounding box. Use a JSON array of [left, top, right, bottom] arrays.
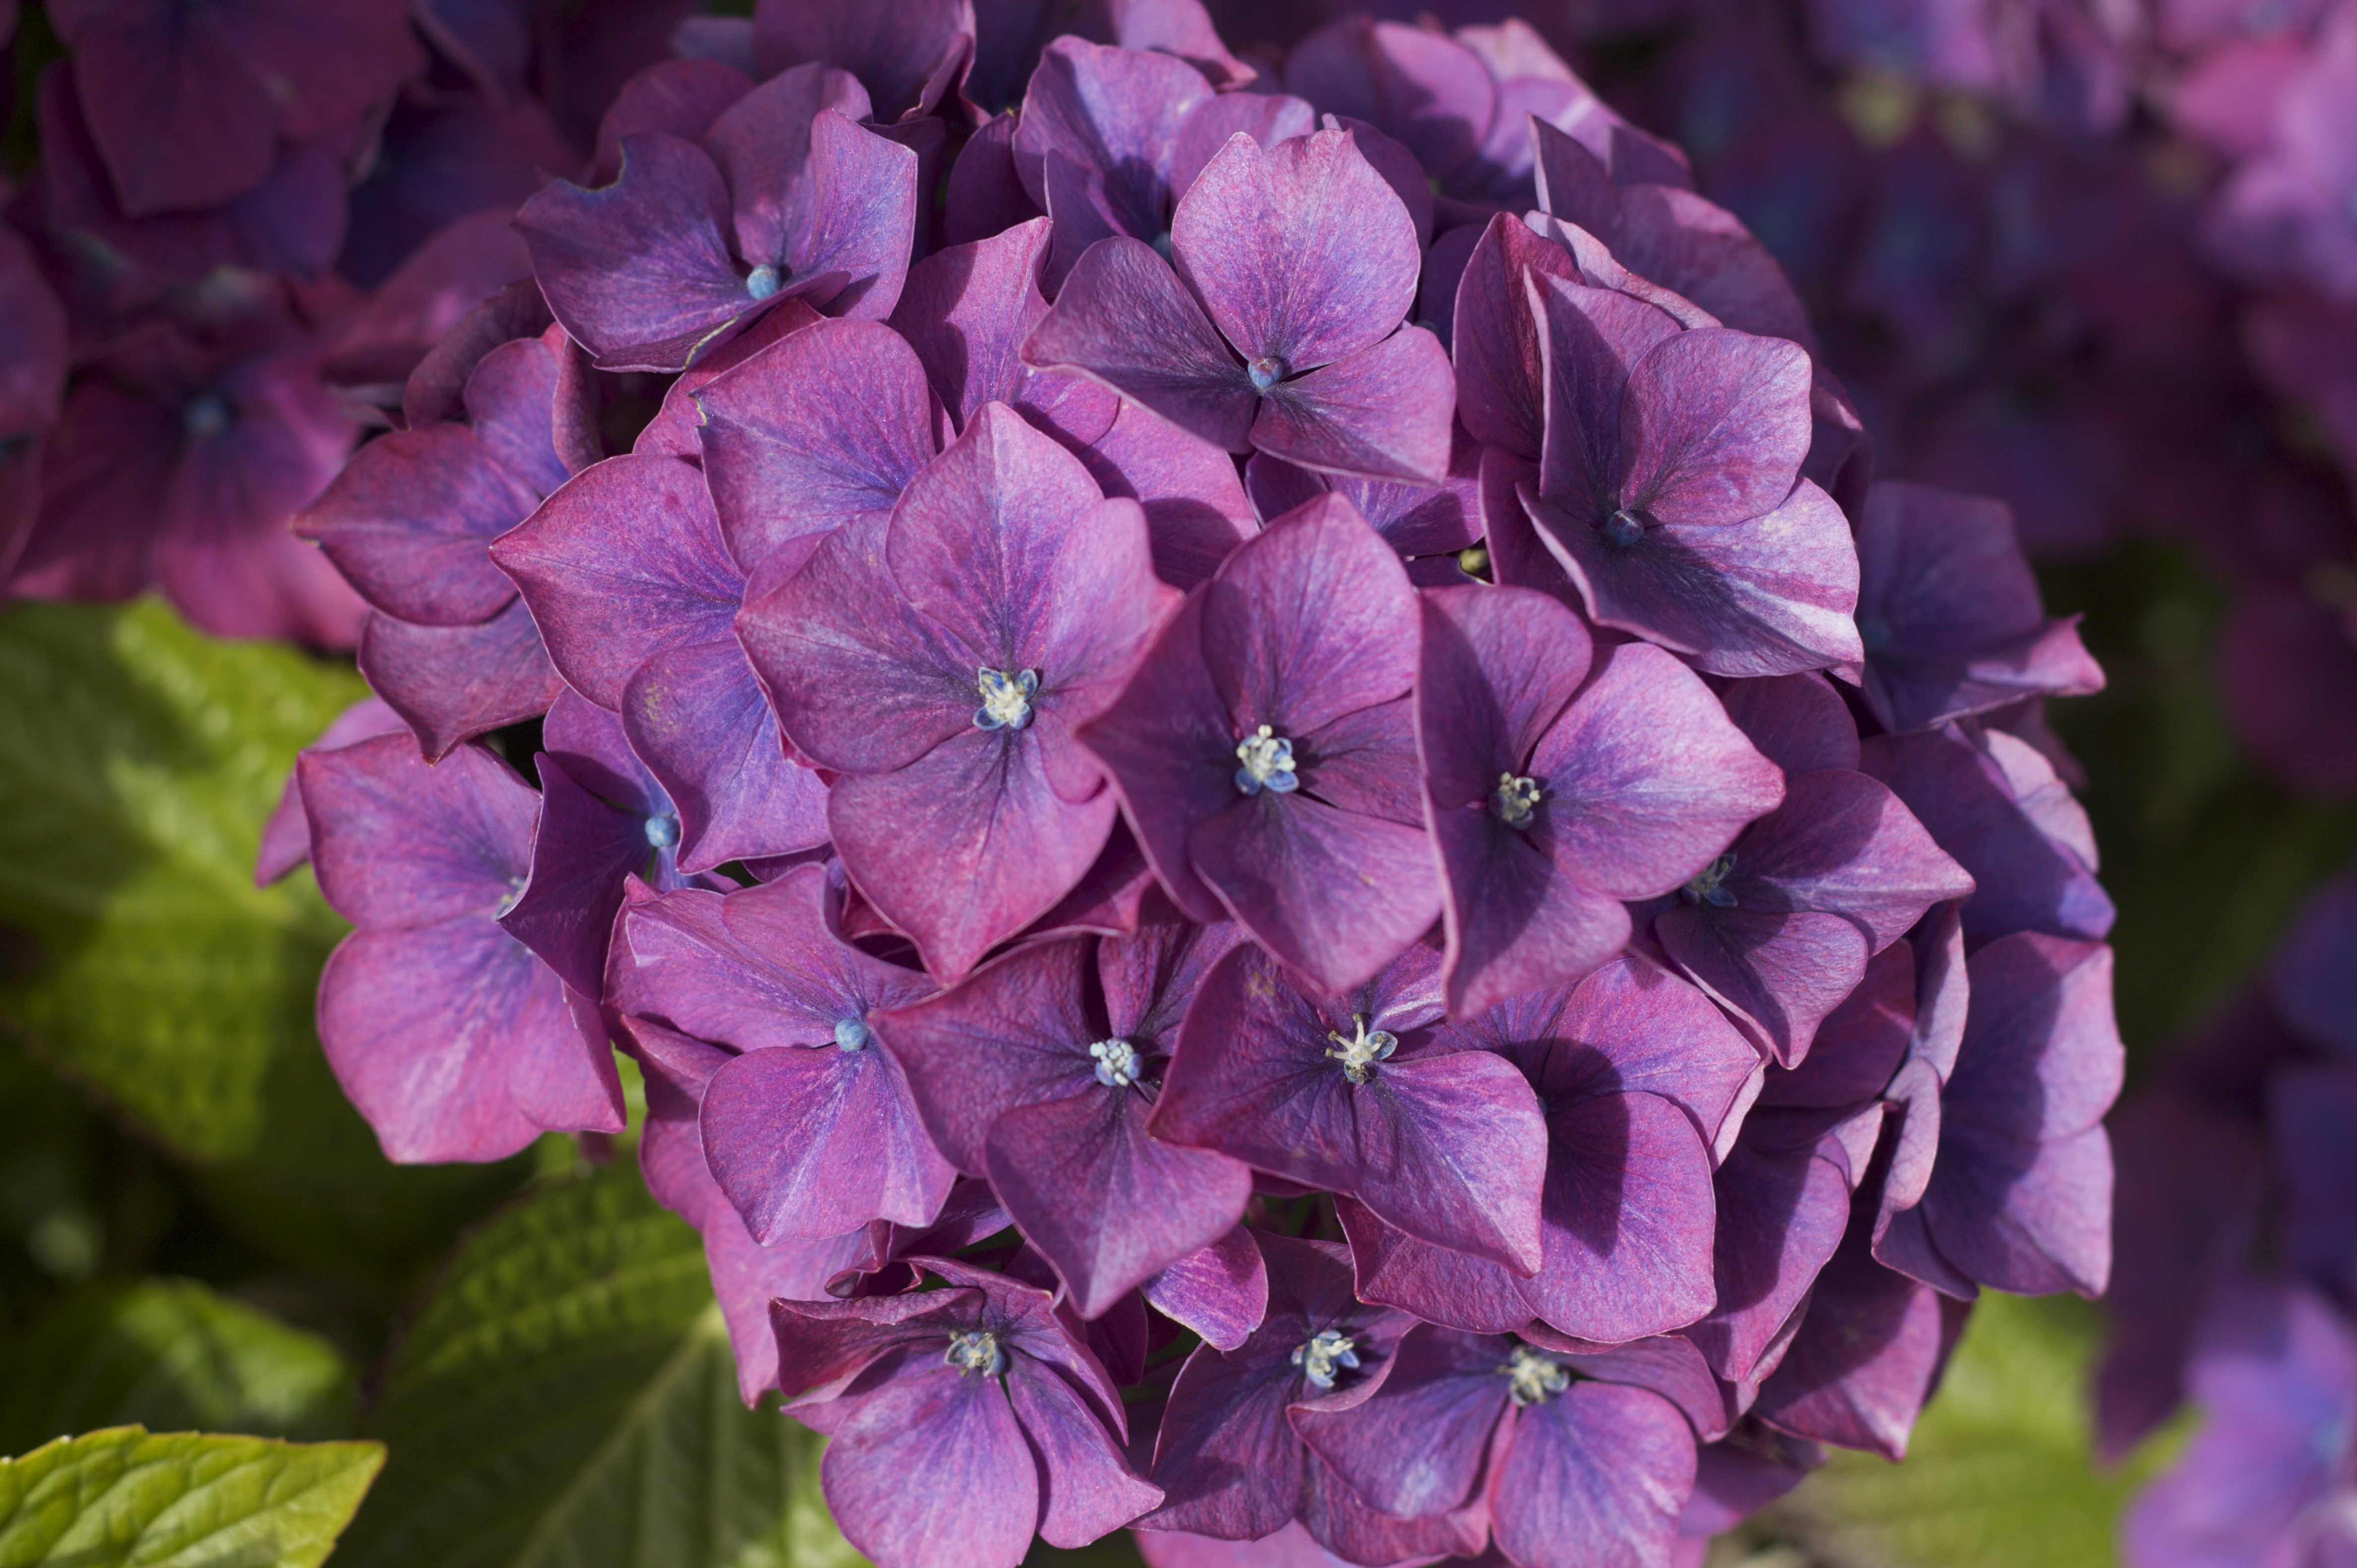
[[222, 5, 2118, 1566]]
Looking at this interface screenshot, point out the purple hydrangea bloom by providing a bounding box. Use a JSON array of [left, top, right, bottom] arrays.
[[1290, 1322, 1703, 1568], [296, 324, 579, 754], [752, 0, 975, 123], [1338, 954, 1761, 1346], [1874, 931, 2123, 1300], [2125, 1275, 2357, 1568], [874, 904, 1251, 1317], [608, 863, 953, 1245], [1078, 494, 1439, 992], [516, 61, 918, 370], [1853, 480, 2106, 735], [1418, 581, 1786, 1015], [1025, 125, 1456, 485], [1515, 268, 1863, 679], [488, 446, 833, 872], [47, 0, 421, 216], [1154, 938, 1550, 1272], [301, 733, 625, 1162], [1144, 1232, 1427, 1544], [773, 1256, 1161, 1568], [738, 401, 1177, 980], [1645, 673, 1974, 1068]]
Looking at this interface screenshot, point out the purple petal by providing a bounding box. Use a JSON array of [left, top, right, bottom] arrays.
[[1620, 327, 1819, 524], [1283, 19, 1497, 185], [1143, 1227, 1270, 1352], [1167, 90, 1318, 202], [1007, 1356, 1165, 1545], [1249, 327, 1455, 485], [301, 735, 534, 927], [621, 641, 830, 873], [632, 298, 824, 460], [496, 752, 650, 999], [1076, 403, 1257, 590], [1751, 1235, 1964, 1461], [987, 1088, 1252, 1319], [1525, 641, 1787, 896], [1013, 37, 1213, 258], [1453, 213, 1585, 462], [515, 133, 754, 373], [318, 920, 613, 1162], [1718, 671, 1860, 777], [1656, 907, 1871, 1071], [293, 424, 535, 627], [701, 1037, 956, 1239], [752, 0, 972, 122], [702, 65, 873, 268], [590, 59, 754, 181], [611, 867, 937, 1050], [1023, 235, 1257, 452], [1691, 1135, 1855, 1383], [491, 454, 743, 709], [1172, 126, 1418, 371], [1614, 184, 1814, 347], [1291, 1324, 1510, 1518], [1533, 269, 1684, 515], [255, 696, 405, 887], [357, 602, 562, 763], [818, 1357, 1041, 1568], [780, 108, 920, 323], [695, 316, 944, 572], [1491, 1381, 1696, 1568], [1534, 476, 1865, 678], [944, 112, 1040, 245]]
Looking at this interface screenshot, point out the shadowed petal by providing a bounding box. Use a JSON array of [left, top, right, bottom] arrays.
[[357, 602, 562, 762], [623, 640, 830, 873], [1491, 1381, 1696, 1568], [1023, 235, 1258, 452], [1144, 1227, 1270, 1352], [1007, 1357, 1165, 1544], [1249, 327, 1455, 485], [819, 1357, 1040, 1568]]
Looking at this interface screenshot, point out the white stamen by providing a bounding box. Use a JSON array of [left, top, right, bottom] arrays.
[[1494, 772, 1541, 829], [1325, 1014, 1397, 1085], [1235, 725, 1299, 795], [945, 1330, 1006, 1377], [1501, 1344, 1570, 1406], [1291, 1328, 1360, 1390], [975, 667, 1039, 731], [1089, 1038, 1142, 1088]]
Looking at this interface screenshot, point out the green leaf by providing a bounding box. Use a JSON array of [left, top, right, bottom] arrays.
[[0, 598, 531, 1294], [1758, 1293, 2187, 1568], [0, 1281, 353, 1456], [338, 1159, 867, 1568], [0, 597, 363, 1164], [0, 1426, 382, 1568]]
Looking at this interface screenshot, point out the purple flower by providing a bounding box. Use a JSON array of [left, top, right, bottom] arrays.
[[489, 446, 833, 872], [2125, 1275, 2357, 1568], [1861, 721, 2115, 946], [1690, 943, 1916, 1386], [738, 401, 1177, 980], [773, 1256, 1161, 1568], [296, 324, 578, 753], [2205, 8, 2357, 299], [874, 904, 1253, 1317], [1853, 480, 2105, 734], [1644, 674, 1974, 1068], [1144, 1232, 1415, 1540], [610, 862, 953, 1243], [1418, 581, 1786, 1015], [46, 0, 421, 216], [1289, 1323, 1702, 1568], [1339, 954, 1761, 1346], [12, 278, 366, 646], [300, 733, 625, 1162], [1875, 931, 2123, 1299], [1154, 938, 1550, 1273], [1025, 125, 1455, 485], [1077, 494, 1439, 992], [516, 61, 918, 370], [254, 694, 407, 886], [1515, 267, 1863, 678]]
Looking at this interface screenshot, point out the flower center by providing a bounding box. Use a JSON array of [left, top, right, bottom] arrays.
[[945, 1330, 1005, 1377], [1235, 725, 1299, 795], [975, 667, 1039, 731], [1291, 1328, 1360, 1390], [834, 1018, 870, 1052], [1493, 773, 1541, 828], [1325, 1014, 1398, 1084], [1247, 355, 1289, 393], [1858, 614, 1892, 653], [644, 813, 680, 849], [1501, 1344, 1570, 1406], [1089, 1037, 1142, 1088], [183, 394, 231, 440], [1680, 852, 1738, 907], [745, 263, 782, 300], [1602, 507, 1648, 546]]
